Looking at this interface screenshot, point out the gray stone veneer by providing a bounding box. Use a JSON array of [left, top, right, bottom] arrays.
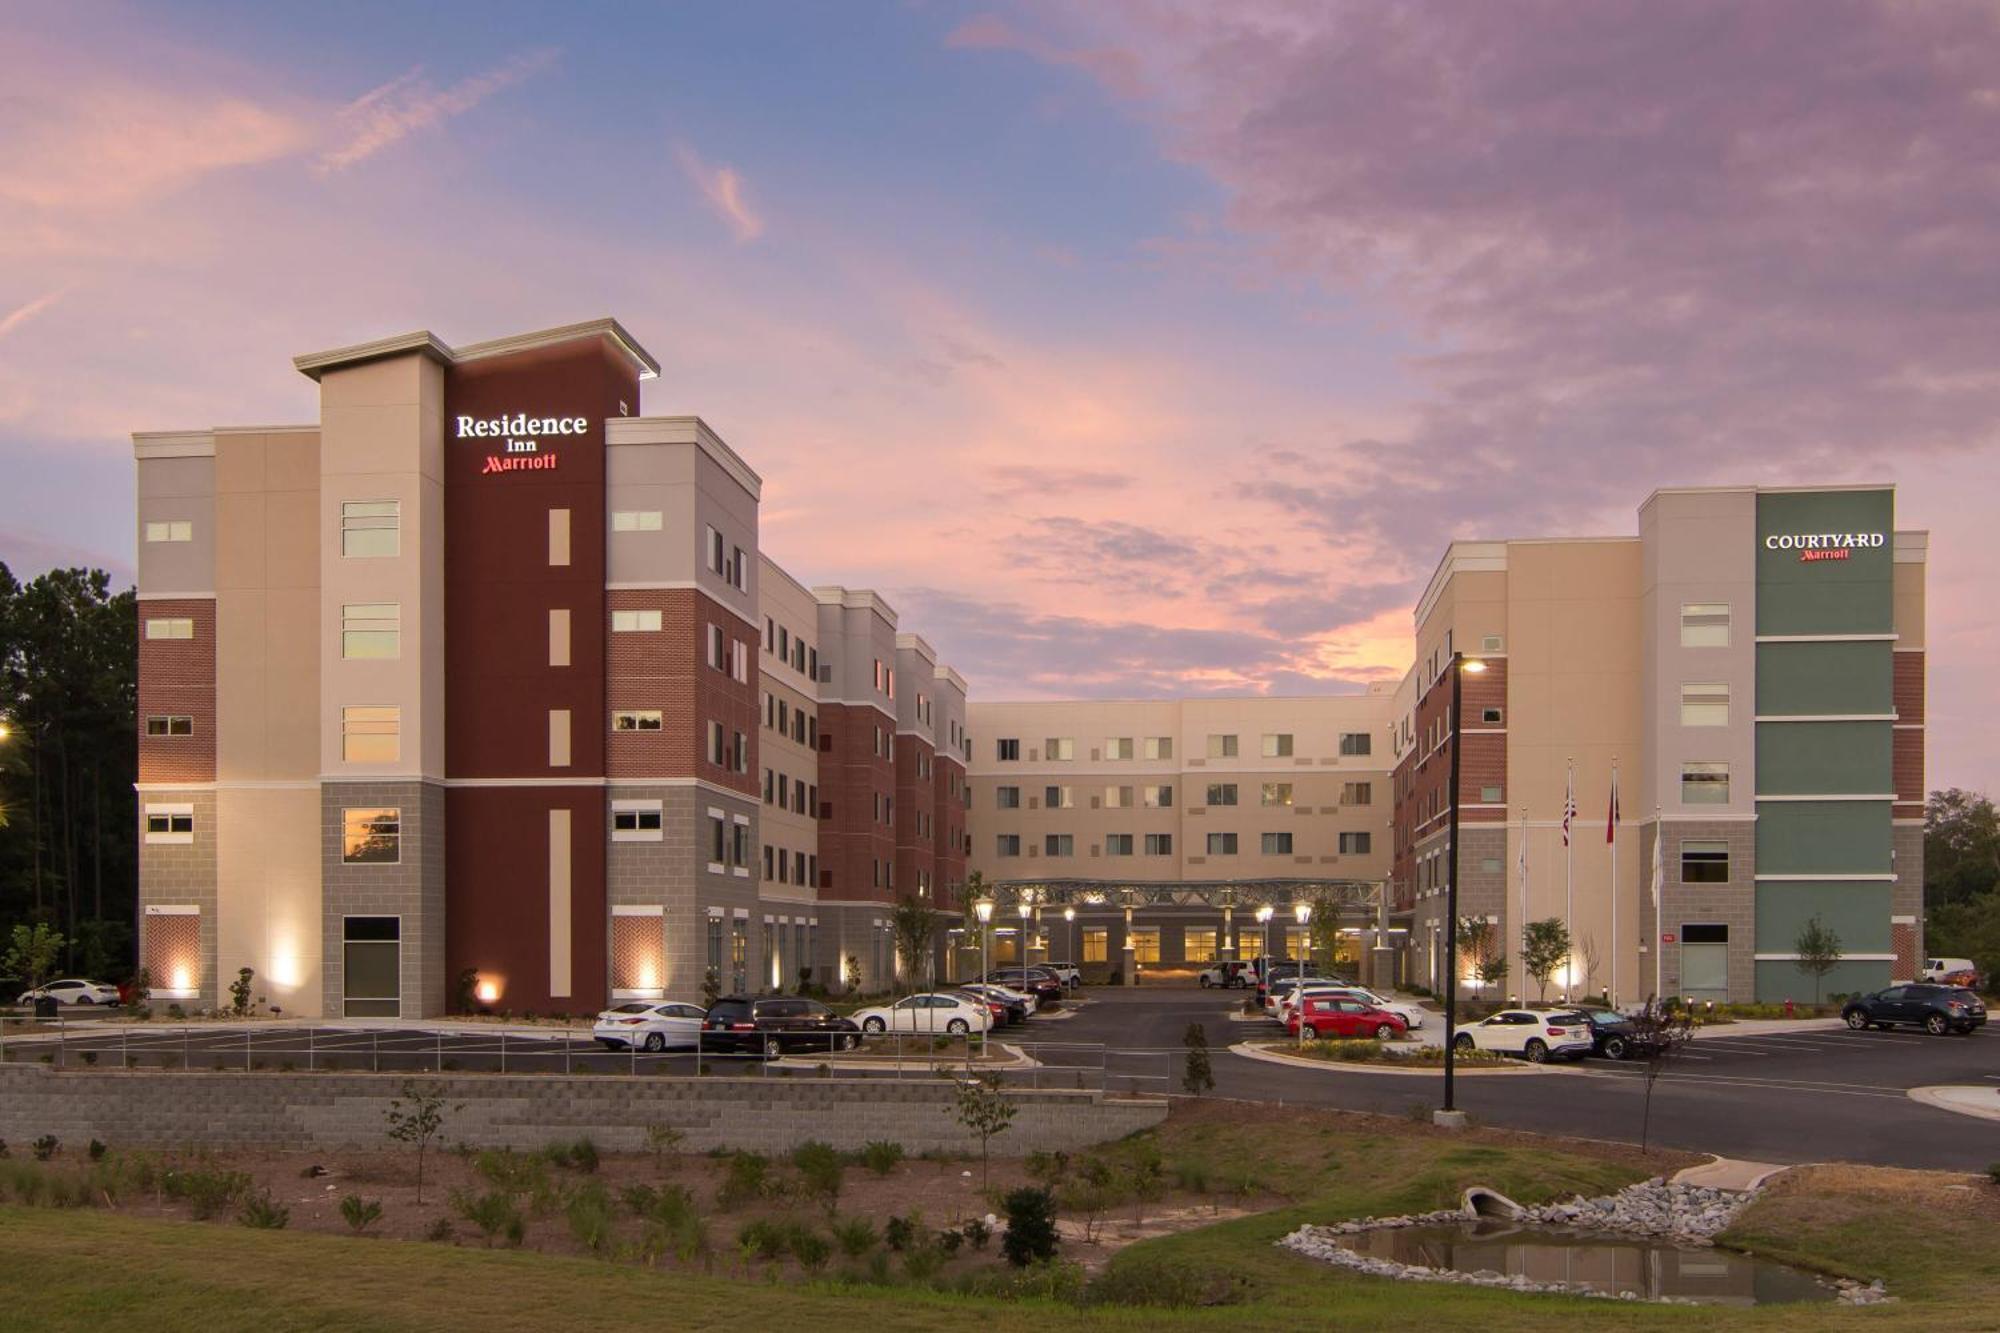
[[321, 782, 446, 1019], [608, 784, 760, 1002], [138, 789, 219, 1007], [1643, 819, 1757, 1004]]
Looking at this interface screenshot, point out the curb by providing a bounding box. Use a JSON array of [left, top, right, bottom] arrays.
[[1229, 1041, 1555, 1077], [772, 1042, 1037, 1074], [1907, 1084, 2000, 1123]]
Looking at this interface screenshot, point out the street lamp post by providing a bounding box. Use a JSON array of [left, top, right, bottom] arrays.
[[1018, 900, 1033, 995], [1441, 653, 1486, 1125], [1293, 900, 1312, 1049], [1063, 906, 1076, 984], [973, 896, 995, 1051], [1256, 904, 1273, 980]]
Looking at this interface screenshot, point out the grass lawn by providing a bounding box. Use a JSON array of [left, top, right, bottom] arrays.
[[2, 1102, 1995, 1330]]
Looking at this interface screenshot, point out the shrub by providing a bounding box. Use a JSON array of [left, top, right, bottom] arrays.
[[645, 1124, 685, 1174], [1000, 1187, 1058, 1267], [452, 1189, 526, 1246], [340, 1194, 384, 1233], [424, 1217, 454, 1243], [565, 1179, 614, 1253], [87, 1140, 106, 1162], [962, 1216, 992, 1251], [1024, 1150, 1069, 1189], [901, 1237, 945, 1282], [791, 1140, 843, 1211], [788, 1223, 831, 1271], [31, 1136, 58, 1162], [624, 1182, 706, 1264], [857, 1140, 904, 1175], [565, 1137, 600, 1174], [715, 1151, 769, 1209], [228, 967, 255, 1017], [237, 1190, 289, 1229], [831, 1215, 878, 1258], [168, 1166, 252, 1220], [883, 1211, 919, 1252], [736, 1217, 788, 1261], [1089, 1257, 1247, 1307]]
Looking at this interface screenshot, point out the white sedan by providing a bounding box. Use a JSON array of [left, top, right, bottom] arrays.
[[851, 992, 995, 1035], [1279, 984, 1426, 1030], [592, 1000, 707, 1051], [1451, 1008, 1595, 1062], [18, 979, 120, 1007]]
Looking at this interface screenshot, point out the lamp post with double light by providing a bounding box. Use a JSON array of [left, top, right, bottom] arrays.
[[1440, 652, 1487, 1126], [1018, 900, 1033, 994], [1256, 904, 1273, 982], [1293, 900, 1313, 1049], [1063, 906, 1076, 985], [973, 895, 995, 1051]]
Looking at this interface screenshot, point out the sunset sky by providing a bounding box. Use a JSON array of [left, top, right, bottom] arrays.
[[3, 1, 1996, 792]]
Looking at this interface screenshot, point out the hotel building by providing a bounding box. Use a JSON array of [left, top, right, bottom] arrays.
[[132, 319, 967, 1017], [1390, 486, 1926, 1004]]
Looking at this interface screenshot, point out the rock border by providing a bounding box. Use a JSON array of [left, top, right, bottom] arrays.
[[1280, 1178, 1890, 1307]]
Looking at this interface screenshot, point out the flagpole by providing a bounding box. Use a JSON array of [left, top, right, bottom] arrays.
[[1517, 805, 1529, 1003], [1609, 757, 1619, 1007], [1651, 803, 1665, 1002], [1564, 757, 1574, 1000]]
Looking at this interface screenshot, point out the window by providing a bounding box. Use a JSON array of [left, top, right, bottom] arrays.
[[341, 808, 400, 864], [341, 706, 399, 764], [341, 602, 400, 659], [547, 508, 571, 566], [342, 916, 401, 1018], [1044, 834, 1074, 857], [1143, 785, 1173, 808], [611, 509, 662, 532], [1044, 786, 1074, 809], [145, 715, 193, 737], [145, 617, 194, 640], [707, 814, 728, 868], [732, 730, 748, 774], [706, 721, 726, 766], [1097, 785, 1129, 809], [1129, 928, 1161, 964], [1082, 928, 1108, 964], [1206, 783, 1238, 807], [706, 624, 725, 670], [996, 834, 1021, 858], [1262, 733, 1294, 758], [1481, 707, 1503, 724], [1342, 781, 1373, 805], [1261, 782, 1293, 807], [995, 785, 1020, 809], [1206, 733, 1238, 759], [1338, 831, 1372, 855], [706, 525, 725, 575], [1480, 785, 1503, 803], [1681, 682, 1730, 726], [549, 709, 572, 767], [732, 821, 750, 867], [1105, 737, 1135, 760], [1106, 833, 1134, 856], [996, 738, 1020, 762], [732, 546, 748, 593], [1144, 833, 1173, 856], [612, 608, 662, 633], [340, 500, 399, 558], [1144, 736, 1173, 760], [1681, 762, 1730, 804], [1682, 923, 1728, 945], [612, 710, 663, 732], [143, 805, 194, 843], [1339, 732, 1372, 756], [1681, 840, 1729, 883], [1184, 928, 1218, 964], [1681, 603, 1731, 648], [1261, 831, 1293, 855], [1207, 832, 1238, 855], [1044, 737, 1074, 761], [144, 519, 192, 543]]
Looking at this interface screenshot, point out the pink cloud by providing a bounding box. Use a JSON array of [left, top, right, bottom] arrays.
[[944, 13, 1147, 99], [316, 48, 561, 174], [0, 289, 65, 342], [675, 145, 766, 242]]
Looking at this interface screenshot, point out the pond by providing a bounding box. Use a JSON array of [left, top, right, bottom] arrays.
[[1339, 1221, 1835, 1306]]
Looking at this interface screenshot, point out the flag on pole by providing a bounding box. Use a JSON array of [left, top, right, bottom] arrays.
[[1561, 765, 1577, 847], [1649, 811, 1664, 916], [1606, 764, 1620, 843]]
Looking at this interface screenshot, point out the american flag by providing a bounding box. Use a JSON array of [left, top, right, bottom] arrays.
[[1562, 764, 1577, 847]]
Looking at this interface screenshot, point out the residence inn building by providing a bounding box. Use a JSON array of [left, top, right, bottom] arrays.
[[131, 317, 1928, 1014]]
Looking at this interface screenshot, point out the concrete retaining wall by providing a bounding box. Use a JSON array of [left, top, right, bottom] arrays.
[[0, 1064, 1165, 1156]]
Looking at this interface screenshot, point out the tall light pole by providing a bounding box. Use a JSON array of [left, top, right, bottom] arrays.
[[1017, 899, 1033, 994], [1256, 904, 1273, 978], [1062, 906, 1076, 984], [1441, 653, 1486, 1125], [973, 895, 994, 1051], [1293, 900, 1312, 1049]]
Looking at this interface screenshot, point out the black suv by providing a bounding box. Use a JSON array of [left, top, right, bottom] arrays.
[[1843, 985, 1986, 1036], [700, 995, 862, 1057], [1570, 1006, 1667, 1060]]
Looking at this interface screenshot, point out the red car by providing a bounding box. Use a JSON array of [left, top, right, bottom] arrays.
[[1286, 994, 1409, 1041]]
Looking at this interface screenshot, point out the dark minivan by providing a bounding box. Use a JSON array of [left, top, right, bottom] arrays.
[[1842, 985, 1986, 1036], [700, 995, 862, 1057]]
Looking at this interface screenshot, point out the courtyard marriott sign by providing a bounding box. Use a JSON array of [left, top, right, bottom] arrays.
[[456, 413, 589, 474], [1764, 530, 1886, 563]]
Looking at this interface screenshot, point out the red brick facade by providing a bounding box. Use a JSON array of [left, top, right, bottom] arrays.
[[934, 754, 967, 911], [1391, 657, 1509, 911], [894, 733, 937, 900], [1893, 651, 1924, 820], [605, 588, 759, 793], [817, 701, 896, 900], [137, 598, 217, 784]]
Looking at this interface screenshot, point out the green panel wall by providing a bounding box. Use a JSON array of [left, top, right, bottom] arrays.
[[1754, 640, 1892, 716], [1755, 722, 1891, 795], [1753, 882, 1891, 952], [1754, 800, 1892, 874], [1754, 490, 1894, 636], [1754, 959, 1889, 1004]]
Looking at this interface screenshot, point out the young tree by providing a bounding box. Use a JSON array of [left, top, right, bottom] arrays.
[[947, 1073, 1016, 1191], [1458, 917, 1508, 994], [1575, 933, 1603, 996], [890, 895, 939, 995], [3, 922, 64, 991], [1625, 997, 1697, 1153], [1793, 914, 1844, 1006], [384, 1081, 459, 1205], [1181, 1021, 1215, 1096], [1521, 917, 1572, 1002]]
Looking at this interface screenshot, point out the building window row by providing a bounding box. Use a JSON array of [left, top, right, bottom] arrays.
[[707, 811, 751, 872], [144, 519, 193, 543], [705, 721, 748, 773], [611, 508, 662, 532], [762, 842, 817, 887], [762, 766, 817, 816], [705, 525, 749, 594], [706, 624, 751, 683], [144, 714, 193, 737], [761, 615, 817, 679], [761, 691, 818, 747]]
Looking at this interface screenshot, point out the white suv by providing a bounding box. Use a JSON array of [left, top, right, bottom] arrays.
[[1452, 1008, 1594, 1062]]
